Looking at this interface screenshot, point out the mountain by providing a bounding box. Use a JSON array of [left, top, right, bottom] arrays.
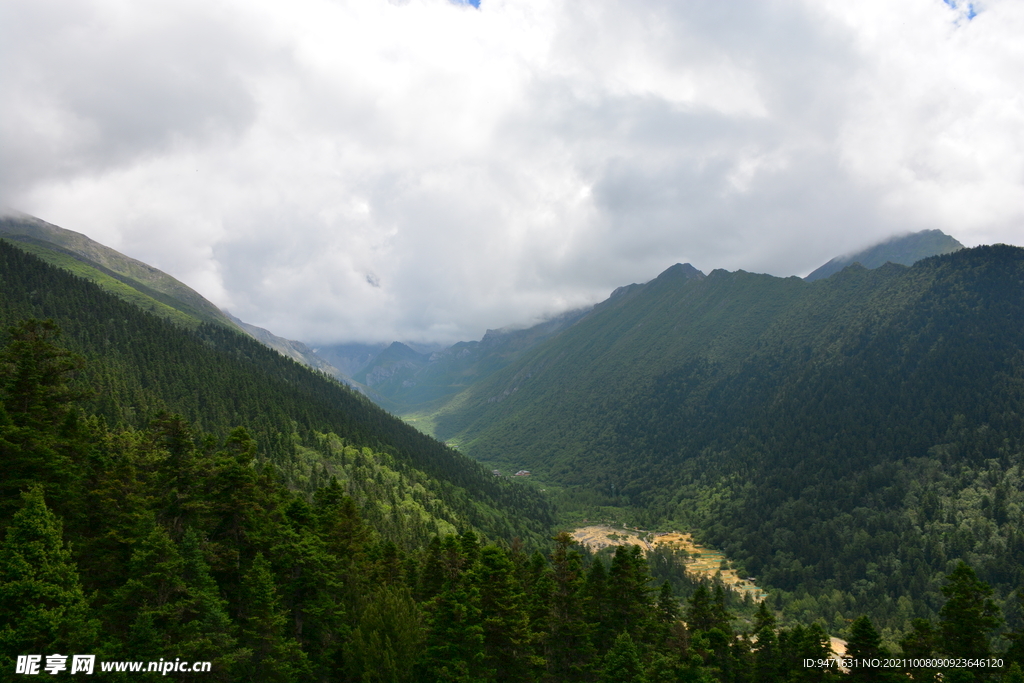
[[0, 212, 243, 330], [0, 237, 555, 546], [0, 212, 353, 384], [804, 228, 963, 281], [227, 312, 342, 378], [311, 341, 389, 377], [339, 307, 592, 416], [5, 210, 1022, 670], [423, 246, 1024, 630], [2, 237, 666, 682]]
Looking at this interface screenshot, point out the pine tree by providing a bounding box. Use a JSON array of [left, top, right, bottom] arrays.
[[846, 616, 887, 683], [600, 631, 648, 683], [545, 532, 594, 682], [686, 585, 717, 634], [583, 558, 613, 654], [103, 516, 184, 659], [420, 535, 485, 683], [607, 544, 653, 639], [0, 486, 99, 670], [900, 618, 938, 683], [0, 320, 87, 521], [477, 545, 541, 681], [752, 601, 781, 683], [939, 562, 1002, 659], [344, 585, 424, 683], [176, 529, 248, 680], [238, 553, 310, 683]]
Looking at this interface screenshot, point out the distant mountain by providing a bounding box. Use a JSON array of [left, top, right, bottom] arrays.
[[804, 228, 962, 281], [342, 307, 592, 414], [422, 247, 1024, 630], [311, 341, 389, 377], [227, 312, 341, 377]]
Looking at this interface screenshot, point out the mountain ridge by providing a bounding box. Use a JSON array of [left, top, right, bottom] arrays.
[[804, 228, 963, 281], [414, 243, 1024, 629], [0, 211, 357, 386]]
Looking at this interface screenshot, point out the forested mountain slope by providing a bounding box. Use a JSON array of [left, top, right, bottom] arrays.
[[430, 246, 1024, 630], [0, 239, 554, 546], [0, 213, 241, 331], [0, 213, 346, 380], [336, 307, 592, 414]]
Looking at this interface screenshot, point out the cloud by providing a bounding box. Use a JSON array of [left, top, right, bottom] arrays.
[[2, 0, 1022, 343]]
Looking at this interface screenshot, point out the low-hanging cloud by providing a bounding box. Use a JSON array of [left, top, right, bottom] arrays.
[[2, 0, 1022, 344]]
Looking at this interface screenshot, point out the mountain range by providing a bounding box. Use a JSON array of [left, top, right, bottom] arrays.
[[344, 230, 964, 419], [7, 211, 1021, 635], [9, 209, 1024, 680], [406, 239, 1024, 632]]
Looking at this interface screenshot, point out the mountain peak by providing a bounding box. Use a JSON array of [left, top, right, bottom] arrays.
[[656, 262, 706, 281], [805, 229, 963, 282]]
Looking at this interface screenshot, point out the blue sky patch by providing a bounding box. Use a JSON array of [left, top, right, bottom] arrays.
[[943, 0, 978, 20]]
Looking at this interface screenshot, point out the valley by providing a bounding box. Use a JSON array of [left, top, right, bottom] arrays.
[[3, 214, 1022, 681]]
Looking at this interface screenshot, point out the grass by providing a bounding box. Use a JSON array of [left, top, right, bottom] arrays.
[[3, 239, 201, 329]]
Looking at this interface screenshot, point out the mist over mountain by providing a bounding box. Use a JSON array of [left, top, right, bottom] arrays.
[[0, 212, 242, 331], [0, 212, 356, 384], [804, 229, 963, 282]]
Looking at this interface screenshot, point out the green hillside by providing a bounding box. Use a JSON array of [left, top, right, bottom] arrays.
[[0, 239, 554, 547], [5, 231, 1024, 680], [0, 225, 851, 683], [428, 248, 1024, 632], [0, 213, 241, 330], [341, 308, 591, 414]]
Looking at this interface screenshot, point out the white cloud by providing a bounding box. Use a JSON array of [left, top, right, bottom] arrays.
[[2, 0, 1022, 343]]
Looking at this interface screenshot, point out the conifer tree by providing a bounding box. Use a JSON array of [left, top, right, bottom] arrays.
[[344, 585, 424, 683], [420, 534, 485, 683], [523, 549, 554, 643], [477, 545, 541, 681], [846, 616, 887, 683], [0, 320, 86, 521], [104, 516, 184, 658], [656, 581, 680, 626], [584, 558, 613, 654], [939, 562, 1002, 660], [545, 533, 594, 681], [417, 536, 446, 602], [238, 553, 310, 683], [0, 486, 98, 670], [176, 529, 248, 680], [600, 631, 648, 683], [607, 544, 653, 639], [752, 609, 782, 683], [900, 618, 938, 683], [687, 585, 717, 634]]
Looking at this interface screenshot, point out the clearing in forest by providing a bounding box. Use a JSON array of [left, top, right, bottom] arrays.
[[570, 525, 766, 602]]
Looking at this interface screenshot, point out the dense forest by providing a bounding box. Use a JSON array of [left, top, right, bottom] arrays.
[[5, 235, 1024, 680], [0, 239, 553, 548], [0, 322, 1020, 680], [427, 247, 1024, 634]]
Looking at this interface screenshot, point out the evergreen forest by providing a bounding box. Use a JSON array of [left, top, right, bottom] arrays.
[[3, 235, 1024, 681], [425, 247, 1024, 641]]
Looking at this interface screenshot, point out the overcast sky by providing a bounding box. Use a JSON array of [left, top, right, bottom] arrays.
[[2, 0, 1022, 344]]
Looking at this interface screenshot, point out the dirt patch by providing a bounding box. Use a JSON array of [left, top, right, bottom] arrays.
[[570, 525, 766, 602]]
